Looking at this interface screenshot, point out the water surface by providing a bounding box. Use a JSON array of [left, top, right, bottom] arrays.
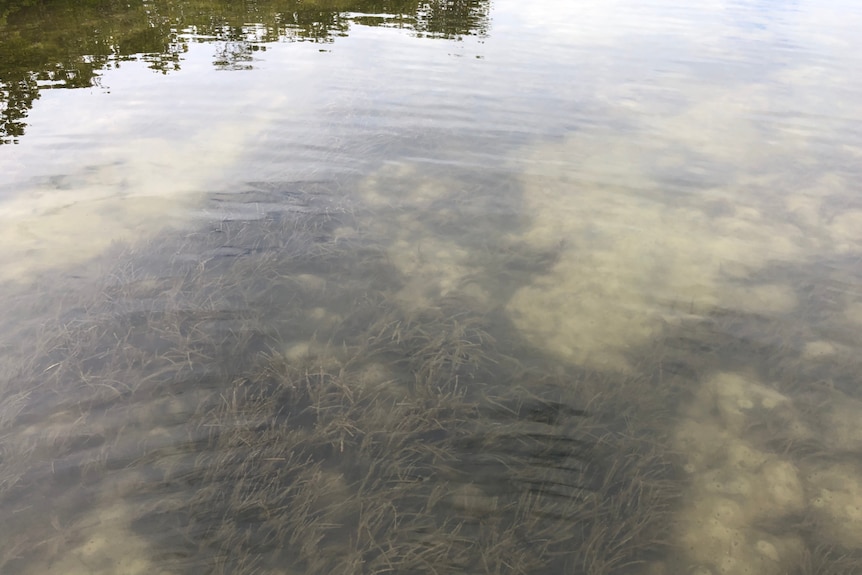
[[2, 0, 862, 574]]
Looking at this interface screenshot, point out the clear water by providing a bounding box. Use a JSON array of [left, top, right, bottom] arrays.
[[2, 1, 862, 574]]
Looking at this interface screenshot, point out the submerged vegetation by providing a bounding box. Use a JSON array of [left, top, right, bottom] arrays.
[[0, 198, 685, 574], [1, 175, 862, 573]]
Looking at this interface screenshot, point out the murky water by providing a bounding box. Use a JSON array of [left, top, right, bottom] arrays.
[[2, 0, 862, 573]]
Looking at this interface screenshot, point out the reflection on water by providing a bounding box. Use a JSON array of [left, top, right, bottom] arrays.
[[2, 0, 862, 574], [0, 0, 488, 143]]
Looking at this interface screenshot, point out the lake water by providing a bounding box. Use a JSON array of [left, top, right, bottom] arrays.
[[2, 0, 862, 573]]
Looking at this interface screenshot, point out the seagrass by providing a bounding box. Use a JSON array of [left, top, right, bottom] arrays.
[[0, 206, 684, 575]]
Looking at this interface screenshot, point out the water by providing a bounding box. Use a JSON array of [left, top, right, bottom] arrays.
[[2, 0, 862, 573]]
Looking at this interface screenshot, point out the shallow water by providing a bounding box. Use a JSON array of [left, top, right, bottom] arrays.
[[2, 0, 862, 574]]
